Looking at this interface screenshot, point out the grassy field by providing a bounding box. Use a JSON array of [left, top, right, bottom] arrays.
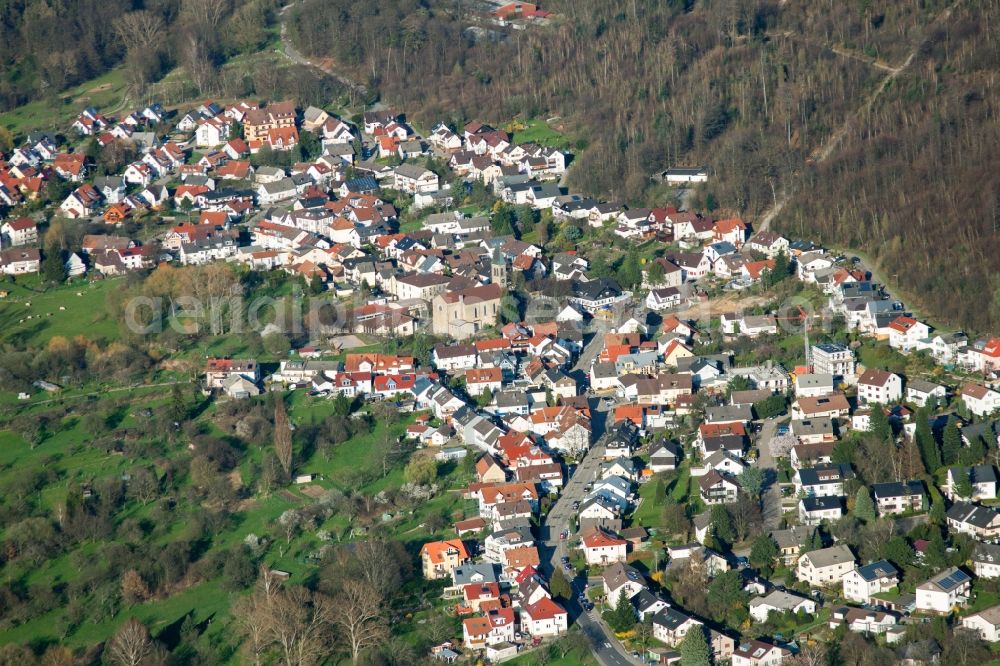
[[511, 118, 573, 150], [0, 69, 128, 136], [0, 276, 121, 347], [0, 380, 476, 659]]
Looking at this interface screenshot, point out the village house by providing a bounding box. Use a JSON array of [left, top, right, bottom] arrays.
[[944, 465, 999, 501], [731, 640, 791, 666], [520, 597, 567, 637], [580, 528, 627, 566], [420, 540, 471, 579], [798, 496, 843, 525], [906, 379, 947, 407], [960, 383, 1000, 418], [796, 545, 856, 588], [871, 480, 926, 516], [857, 368, 903, 405], [461, 608, 516, 650], [698, 470, 740, 505], [0, 218, 38, 246], [204, 359, 260, 389], [843, 560, 900, 604], [393, 163, 440, 194], [974, 543, 1000, 578], [651, 607, 703, 648], [771, 526, 814, 566], [793, 464, 854, 497], [0, 247, 41, 275], [790, 441, 836, 470], [961, 605, 1000, 642], [243, 101, 297, 142], [749, 590, 816, 623], [829, 607, 900, 637], [946, 502, 1000, 541], [602, 562, 647, 607], [915, 567, 971, 614]]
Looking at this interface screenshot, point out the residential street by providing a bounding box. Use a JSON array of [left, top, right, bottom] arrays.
[[534, 320, 642, 666], [755, 417, 784, 530], [538, 438, 641, 666]]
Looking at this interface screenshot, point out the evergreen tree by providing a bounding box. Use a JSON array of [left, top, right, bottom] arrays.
[[867, 404, 893, 443], [491, 206, 516, 236], [678, 625, 711, 666], [550, 567, 572, 599], [954, 470, 974, 499], [169, 383, 187, 423], [749, 534, 779, 576], [959, 434, 986, 466], [942, 417, 963, 465], [853, 487, 877, 523], [706, 570, 748, 626], [710, 505, 735, 547], [655, 477, 666, 506], [738, 467, 766, 501], [915, 407, 942, 471], [309, 274, 325, 295], [765, 251, 790, 287], [617, 249, 643, 290], [646, 260, 666, 286], [806, 526, 826, 552], [606, 589, 636, 632], [929, 498, 946, 524], [42, 245, 66, 283]]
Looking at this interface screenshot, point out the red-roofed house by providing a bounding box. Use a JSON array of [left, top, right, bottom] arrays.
[[581, 528, 627, 566], [462, 608, 516, 649], [887, 316, 930, 353], [521, 598, 568, 637], [466, 367, 503, 395], [713, 218, 748, 247], [420, 540, 471, 579]]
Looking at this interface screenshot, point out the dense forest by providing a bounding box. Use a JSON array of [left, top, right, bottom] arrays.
[[290, 0, 1000, 333], [0, 0, 281, 110]]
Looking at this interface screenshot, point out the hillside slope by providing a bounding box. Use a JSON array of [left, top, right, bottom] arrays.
[[290, 0, 999, 333]]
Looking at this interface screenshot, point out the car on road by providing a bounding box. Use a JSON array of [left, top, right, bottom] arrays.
[[572, 500, 580, 510], [776, 424, 790, 436], [851, 256, 861, 264], [560, 530, 569, 540], [735, 556, 749, 568]]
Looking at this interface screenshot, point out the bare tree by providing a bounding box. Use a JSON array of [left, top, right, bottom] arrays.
[[274, 395, 293, 478], [264, 587, 334, 666], [330, 580, 388, 665], [113, 11, 165, 53], [121, 570, 151, 605], [232, 592, 269, 666], [786, 643, 828, 666], [106, 618, 153, 666]]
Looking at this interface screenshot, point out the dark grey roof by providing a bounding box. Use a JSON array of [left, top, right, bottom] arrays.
[[652, 606, 696, 631], [801, 496, 842, 512], [797, 463, 854, 486], [572, 278, 623, 302], [872, 480, 924, 499], [856, 560, 899, 582], [946, 501, 1000, 528]]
